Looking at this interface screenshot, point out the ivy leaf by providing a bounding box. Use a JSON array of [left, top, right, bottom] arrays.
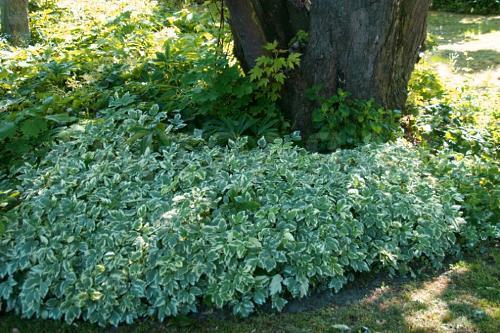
[[45, 114, 77, 124], [64, 306, 81, 324], [233, 298, 254, 317], [271, 295, 287, 311], [259, 251, 277, 272], [257, 136, 267, 149], [287, 52, 302, 67], [90, 291, 103, 301], [249, 66, 263, 81], [264, 41, 278, 51], [0, 278, 16, 299], [269, 274, 283, 296], [109, 92, 136, 108], [332, 324, 351, 332], [253, 289, 266, 305]]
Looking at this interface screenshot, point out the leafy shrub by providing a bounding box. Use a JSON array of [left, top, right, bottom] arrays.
[[413, 103, 499, 245], [28, 0, 58, 12], [134, 38, 297, 146], [431, 0, 500, 14], [413, 103, 492, 152], [0, 1, 497, 327], [0, 104, 476, 326], [407, 61, 498, 150], [249, 42, 301, 103], [309, 89, 401, 151], [424, 149, 499, 247], [1, 0, 210, 167], [0, 96, 78, 168], [200, 41, 300, 145], [407, 63, 499, 247], [407, 66, 446, 109]]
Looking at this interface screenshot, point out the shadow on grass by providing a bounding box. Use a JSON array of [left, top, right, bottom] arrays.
[[434, 49, 500, 72], [438, 249, 500, 332], [398, 246, 500, 333], [428, 12, 500, 44]]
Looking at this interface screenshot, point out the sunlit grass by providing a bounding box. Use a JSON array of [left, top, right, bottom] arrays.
[[428, 12, 500, 43], [427, 12, 499, 75], [424, 12, 499, 129]]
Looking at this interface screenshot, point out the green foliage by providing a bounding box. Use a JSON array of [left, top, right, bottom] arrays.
[[249, 41, 301, 102], [424, 149, 499, 247], [169, 48, 286, 145], [28, 0, 58, 12], [407, 63, 499, 248], [0, 96, 77, 166], [413, 103, 493, 153], [309, 89, 401, 151], [407, 66, 446, 109], [1, 0, 218, 167], [1, 247, 499, 332], [413, 103, 499, 245], [134, 36, 299, 146], [127, 103, 187, 152], [0, 103, 480, 326], [0, 2, 498, 328], [431, 0, 500, 14], [0, 179, 20, 235]]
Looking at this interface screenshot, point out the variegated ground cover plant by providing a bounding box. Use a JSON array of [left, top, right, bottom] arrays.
[[0, 103, 481, 326]]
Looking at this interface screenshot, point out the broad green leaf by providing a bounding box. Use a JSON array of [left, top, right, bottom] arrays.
[[269, 274, 283, 296]]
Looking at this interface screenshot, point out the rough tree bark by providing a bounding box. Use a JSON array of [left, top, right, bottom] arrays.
[[1, 0, 30, 46], [226, 0, 431, 137]]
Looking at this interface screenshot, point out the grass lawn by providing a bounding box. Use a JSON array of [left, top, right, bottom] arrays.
[[426, 12, 500, 120]]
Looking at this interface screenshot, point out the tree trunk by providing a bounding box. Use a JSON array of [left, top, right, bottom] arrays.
[[227, 0, 430, 137], [226, 0, 309, 72], [1, 0, 30, 46]]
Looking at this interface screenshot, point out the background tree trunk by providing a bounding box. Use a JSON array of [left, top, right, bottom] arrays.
[[227, 0, 431, 137], [1, 0, 30, 46]]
